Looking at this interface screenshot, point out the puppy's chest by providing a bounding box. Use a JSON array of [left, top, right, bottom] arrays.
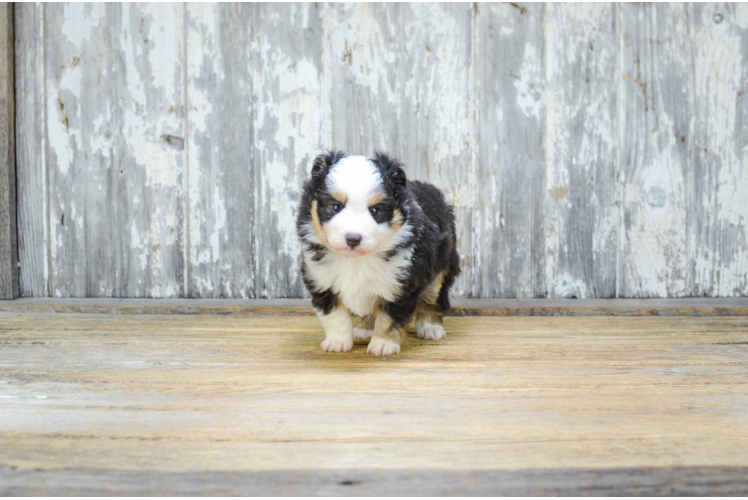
[[305, 251, 411, 316]]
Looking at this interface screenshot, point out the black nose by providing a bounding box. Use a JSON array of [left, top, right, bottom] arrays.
[[345, 233, 362, 249]]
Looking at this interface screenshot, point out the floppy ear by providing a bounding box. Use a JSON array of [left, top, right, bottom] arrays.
[[374, 151, 407, 195], [311, 150, 346, 184]]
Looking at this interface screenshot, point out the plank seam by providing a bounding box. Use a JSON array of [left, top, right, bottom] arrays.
[[470, 2, 479, 299], [41, 2, 49, 298], [615, 2, 623, 299], [181, 2, 189, 299]]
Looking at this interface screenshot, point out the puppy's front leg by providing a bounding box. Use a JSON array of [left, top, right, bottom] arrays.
[[367, 299, 417, 356], [313, 293, 353, 353]]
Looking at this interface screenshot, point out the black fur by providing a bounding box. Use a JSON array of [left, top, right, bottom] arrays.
[[296, 151, 461, 328]]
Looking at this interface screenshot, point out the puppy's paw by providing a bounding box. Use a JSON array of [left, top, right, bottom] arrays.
[[367, 337, 401, 356], [353, 327, 374, 339], [320, 335, 353, 353], [416, 323, 447, 340]]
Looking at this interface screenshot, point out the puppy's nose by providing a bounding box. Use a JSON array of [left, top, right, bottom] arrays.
[[345, 233, 362, 249]]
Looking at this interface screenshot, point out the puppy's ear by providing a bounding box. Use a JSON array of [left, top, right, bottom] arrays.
[[311, 150, 345, 184], [374, 151, 407, 194]]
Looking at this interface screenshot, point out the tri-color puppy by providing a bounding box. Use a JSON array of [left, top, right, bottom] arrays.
[[296, 151, 460, 355]]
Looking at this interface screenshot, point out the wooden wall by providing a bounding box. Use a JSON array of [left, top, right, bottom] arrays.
[[13, 3, 748, 299], [1, 2, 17, 299]]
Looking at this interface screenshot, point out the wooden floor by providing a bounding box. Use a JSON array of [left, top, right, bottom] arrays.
[[1, 303, 748, 495]]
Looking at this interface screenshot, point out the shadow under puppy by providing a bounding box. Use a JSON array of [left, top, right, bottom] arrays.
[[296, 151, 460, 355]]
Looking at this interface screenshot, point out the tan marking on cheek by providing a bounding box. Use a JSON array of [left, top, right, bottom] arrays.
[[368, 192, 385, 206], [331, 190, 347, 204], [391, 209, 404, 232], [310, 200, 328, 246]]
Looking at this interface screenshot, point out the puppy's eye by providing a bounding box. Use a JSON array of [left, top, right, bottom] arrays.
[[369, 206, 380, 217], [332, 203, 343, 213]]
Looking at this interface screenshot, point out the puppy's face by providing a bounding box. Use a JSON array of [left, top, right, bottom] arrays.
[[311, 155, 405, 258]]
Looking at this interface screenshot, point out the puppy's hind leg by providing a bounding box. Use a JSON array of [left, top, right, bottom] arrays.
[[353, 314, 375, 339], [415, 273, 447, 341]]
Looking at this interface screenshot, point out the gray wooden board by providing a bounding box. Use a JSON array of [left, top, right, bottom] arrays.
[[691, 3, 748, 297], [12, 3, 748, 299], [620, 3, 693, 298], [185, 3, 256, 299], [474, 3, 545, 299], [0, 2, 17, 300], [14, 4, 46, 298], [2, 466, 748, 496], [329, 3, 475, 297], [544, 4, 618, 299], [41, 4, 185, 298], [252, 3, 328, 299]]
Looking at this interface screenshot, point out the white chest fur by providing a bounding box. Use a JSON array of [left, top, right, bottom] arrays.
[[303, 247, 413, 316]]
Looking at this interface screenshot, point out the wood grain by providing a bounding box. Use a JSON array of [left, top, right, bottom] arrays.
[[42, 4, 185, 298], [252, 3, 328, 299], [185, 3, 255, 299], [620, 4, 693, 298], [3, 467, 748, 496], [328, 3, 475, 296], [474, 3, 545, 299], [691, 3, 748, 297], [0, 310, 747, 494], [14, 4, 46, 298], [11, 2, 748, 299], [544, 4, 618, 298], [0, 2, 17, 300]]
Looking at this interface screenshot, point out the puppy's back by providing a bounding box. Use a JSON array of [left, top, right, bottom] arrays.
[[408, 180, 456, 238]]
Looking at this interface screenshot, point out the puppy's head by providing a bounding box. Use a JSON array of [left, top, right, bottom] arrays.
[[308, 151, 407, 257]]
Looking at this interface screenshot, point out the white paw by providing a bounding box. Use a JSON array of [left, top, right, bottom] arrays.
[[416, 323, 447, 340], [353, 327, 374, 339], [367, 337, 401, 356], [320, 335, 353, 353]]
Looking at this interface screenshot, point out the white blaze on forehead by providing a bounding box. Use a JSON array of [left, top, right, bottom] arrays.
[[326, 156, 382, 206]]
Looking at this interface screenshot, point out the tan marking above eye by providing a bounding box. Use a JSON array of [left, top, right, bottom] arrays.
[[331, 190, 347, 204], [310, 200, 328, 245], [391, 209, 404, 231], [368, 192, 385, 206]]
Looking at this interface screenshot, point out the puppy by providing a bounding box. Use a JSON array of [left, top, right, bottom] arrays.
[[296, 151, 460, 355]]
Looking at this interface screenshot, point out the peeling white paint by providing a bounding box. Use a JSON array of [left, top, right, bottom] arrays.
[[692, 3, 748, 296], [554, 274, 588, 299], [17, 3, 748, 299], [514, 44, 545, 119], [61, 3, 105, 50]]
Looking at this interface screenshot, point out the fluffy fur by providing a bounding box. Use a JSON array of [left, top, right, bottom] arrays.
[[297, 151, 460, 355]]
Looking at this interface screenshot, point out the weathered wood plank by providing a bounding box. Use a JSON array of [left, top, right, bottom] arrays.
[[43, 4, 185, 298], [10, 2, 748, 299], [691, 3, 748, 297], [0, 312, 747, 493], [544, 4, 618, 298], [14, 3, 46, 297], [2, 298, 748, 317], [3, 467, 748, 496], [620, 4, 693, 298], [187, 4, 328, 299], [0, 2, 17, 300], [474, 3, 545, 298], [328, 3, 475, 296], [252, 3, 328, 298], [185, 4, 255, 298]]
